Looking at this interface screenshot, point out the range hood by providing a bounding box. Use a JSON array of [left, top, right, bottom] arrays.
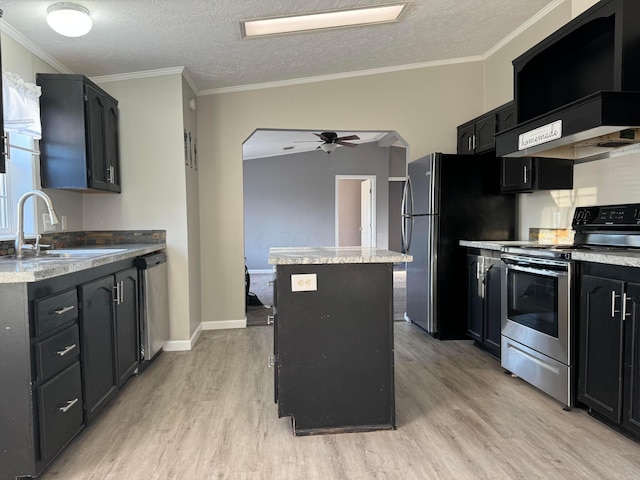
[[495, 91, 640, 162], [495, 0, 640, 163]]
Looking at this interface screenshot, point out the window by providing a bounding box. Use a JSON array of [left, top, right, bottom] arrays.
[[0, 133, 39, 237]]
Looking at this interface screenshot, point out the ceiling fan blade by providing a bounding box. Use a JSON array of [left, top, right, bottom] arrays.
[[336, 141, 358, 147], [336, 135, 360, 142]]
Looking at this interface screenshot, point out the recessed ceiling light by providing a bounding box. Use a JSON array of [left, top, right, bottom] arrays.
[[240, 3, 407, 38], [47, 2, 93, 37]]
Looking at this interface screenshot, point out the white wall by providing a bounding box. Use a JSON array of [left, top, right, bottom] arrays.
[[85, 74, 196, 342], [198, 62, 484, 325]]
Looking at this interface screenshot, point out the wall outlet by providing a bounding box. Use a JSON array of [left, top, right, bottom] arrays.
[[291, 273, 317, 292], [42, 213, 56, 232]]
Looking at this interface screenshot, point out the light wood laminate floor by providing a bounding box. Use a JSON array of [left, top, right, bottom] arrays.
[[42, 323, 640, 480]]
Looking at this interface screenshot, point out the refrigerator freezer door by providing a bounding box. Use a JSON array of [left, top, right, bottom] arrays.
[[407, 154, 435, 215], [406, 214, 438, 333]]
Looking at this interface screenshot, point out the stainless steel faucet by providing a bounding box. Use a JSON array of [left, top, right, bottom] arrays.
[[15, 190, 60, 259]]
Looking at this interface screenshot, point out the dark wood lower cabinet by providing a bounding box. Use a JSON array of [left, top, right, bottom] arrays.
[[622, 282, 640, 436], [578, 262, 640, 437], [467, 251, 502, 358], [80, 276, 119, 423], [0, 257, 145, 480], [115, 268, 139, 387]]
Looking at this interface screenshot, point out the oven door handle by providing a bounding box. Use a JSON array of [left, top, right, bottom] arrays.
[[505, 263, 568, 278]]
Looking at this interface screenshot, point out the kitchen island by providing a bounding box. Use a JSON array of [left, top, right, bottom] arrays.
[[268, 246, 411, 435]]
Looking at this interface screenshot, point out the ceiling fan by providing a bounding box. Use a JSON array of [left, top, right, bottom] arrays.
[[299, 131, 361, 154]]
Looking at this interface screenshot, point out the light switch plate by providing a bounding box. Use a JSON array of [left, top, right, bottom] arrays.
[[42, 213, 56, 232], [291, 273, 317, 292]]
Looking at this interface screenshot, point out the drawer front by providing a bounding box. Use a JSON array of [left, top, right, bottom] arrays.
[[35, 288, 79, 336], [37, 362, 83, 462], [35, 324, 80, 381]]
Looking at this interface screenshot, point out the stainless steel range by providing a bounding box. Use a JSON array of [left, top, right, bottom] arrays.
[[500, 203, 640, 409]]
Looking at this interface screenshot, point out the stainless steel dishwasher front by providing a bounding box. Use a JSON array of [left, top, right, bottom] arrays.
[[136, 251, 169, 370]]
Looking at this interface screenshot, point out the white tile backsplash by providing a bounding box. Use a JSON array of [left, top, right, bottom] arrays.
[[519, 151, 640, 239]]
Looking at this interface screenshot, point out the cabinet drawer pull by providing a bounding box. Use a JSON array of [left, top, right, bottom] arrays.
[[523, 165, 528, 184], [54, 305, 75, 315], [59, 398, 79, 413], [56, 344, 77, 357], [267, 315, 274, 325]]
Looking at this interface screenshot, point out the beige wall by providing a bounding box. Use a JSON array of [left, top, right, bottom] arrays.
[[197, 62, 484, 325], [182, 78, 202, 335], [483, 1, 572, 110], [1, 32, 84, 233], [85, 74, 195, 342]]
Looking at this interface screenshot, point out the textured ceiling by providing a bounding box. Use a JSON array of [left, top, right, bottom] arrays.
[[0, 0, 557, 92]]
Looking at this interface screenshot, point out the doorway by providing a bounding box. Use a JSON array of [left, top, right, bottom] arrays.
[[335, 175, 376, 247]]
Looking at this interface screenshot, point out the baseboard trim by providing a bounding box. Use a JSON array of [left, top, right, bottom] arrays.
[[162, 319, 247, 351], [202, 319, 247, 330], [164, 323, 203, 352]]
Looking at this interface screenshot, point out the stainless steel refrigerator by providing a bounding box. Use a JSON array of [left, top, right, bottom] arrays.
[[403, 152, 515, 339]]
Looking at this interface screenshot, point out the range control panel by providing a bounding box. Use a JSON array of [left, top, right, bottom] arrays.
[[573, 203, 640, 228]]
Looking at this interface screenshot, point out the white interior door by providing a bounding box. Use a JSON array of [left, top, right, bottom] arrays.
[[335, 175, 376, 247], [360, 179, 373, 247]]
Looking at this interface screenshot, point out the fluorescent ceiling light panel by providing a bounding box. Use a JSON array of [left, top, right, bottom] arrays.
[[241, 3, 407, 38]]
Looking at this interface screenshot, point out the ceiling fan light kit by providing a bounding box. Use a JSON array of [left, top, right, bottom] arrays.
[[320, 143, 338, 154], [240, 3, 407, 38], [47, 2, 92, 37]]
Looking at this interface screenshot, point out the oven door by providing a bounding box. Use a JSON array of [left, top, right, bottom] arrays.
[[501, 257, 570, 365]]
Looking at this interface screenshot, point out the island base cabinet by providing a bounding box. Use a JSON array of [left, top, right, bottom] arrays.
[[274, 263, 395, 435]]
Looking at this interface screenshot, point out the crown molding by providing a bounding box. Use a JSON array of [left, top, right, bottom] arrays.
[[199, 55, 484, 96], [91, 66, 184, 83], [0, 19, 73, 74], [483, 0, 565, 59]]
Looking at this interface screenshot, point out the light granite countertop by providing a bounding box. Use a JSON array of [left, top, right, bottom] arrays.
[[268, 246, 412, 265], [460, 239, 640, 268], [0, 244, 166, 283], [459, 240, 539, 251]]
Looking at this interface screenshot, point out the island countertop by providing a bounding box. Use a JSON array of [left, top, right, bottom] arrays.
[[268, 246, 412, 265]]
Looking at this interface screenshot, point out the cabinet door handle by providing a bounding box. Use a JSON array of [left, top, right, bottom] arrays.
[[54, 305, 75, 315], [59, 398, 79, 413], [119, 281, 124, 304], [472, 134, 476, 150], [267, 314, 274, 325], [107, 166, 115, 183], [468, 137, 472, 152], [2, 133, 9, 160], [612, 291, 621, 318], [113, 283, 120, 304], [523, 165, 528, 184], [56, 344, 77, 357], [623, 293, 632, 319]]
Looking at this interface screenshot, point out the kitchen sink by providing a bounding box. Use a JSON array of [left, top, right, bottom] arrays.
[[43, 248, 128, 258], [0, 248, 128, 261]]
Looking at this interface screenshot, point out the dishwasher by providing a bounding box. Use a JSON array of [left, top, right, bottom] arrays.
[[136, 251, 169, 370]]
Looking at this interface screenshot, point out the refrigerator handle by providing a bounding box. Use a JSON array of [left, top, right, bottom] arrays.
[[401, 177, 412, 252]]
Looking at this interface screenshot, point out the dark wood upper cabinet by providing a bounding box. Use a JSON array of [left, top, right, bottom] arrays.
[[457, 102, 514, 155], [37, 74, 121, 193]]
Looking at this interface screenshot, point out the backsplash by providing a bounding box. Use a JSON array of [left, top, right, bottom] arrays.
[[0, 230, 166, 256], [528, 228, 574, 244]]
